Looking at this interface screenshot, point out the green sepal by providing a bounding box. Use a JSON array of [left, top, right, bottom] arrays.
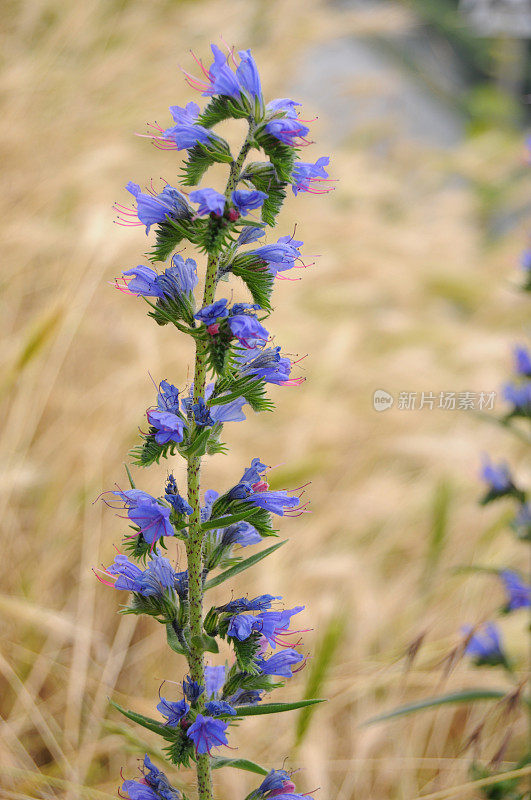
[[198, 96, 249, 128], [110, 699, 173, 740], [179, 426, 213, 459], [150, 217, 208, 263], [129, 429, 179, 468], [180, 139, 233, 187], [235, 698, 325, 716], [208, 495, 276, 537], [166, 622, 188, 655], [122, 591, 178, 624], [231, 632, 262, 674], [164, 730, 196, 768], [229, 253, 274, 310], [204, 540, 287, 590], [122, 530, 167, 562], [205, 322, 234, 376], [147, 291, 196, 328], [252, 131, 296, 184], [191, 633, 219, 654], [211, 756, 268, 776], [241, 161, 288, 226], [211, 368, 274, 413], [221, 671, 277, 700]]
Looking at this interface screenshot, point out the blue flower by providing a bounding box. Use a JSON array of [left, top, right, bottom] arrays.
[[119, 182, 190, 234], [210, 396, 248, 424], [237, 226, 266, 245], [240, 458, 268, 484], [182, 676, 204, 704], [256, 649, 304, 677], [195, 299, 229, 326], [480, 456, 513, 496], [238, 347, 293, 385], [503, 381, 531, 416], [199, 44, 242, 99], [189, 187, 226, 217], [162, 254, 198, 295], [121, 754, 181, 800], [227, 313, 269, 347], [204, 700, 237, 717], [157, 696, 190, 726], [257, 606, 305, 648], [120, 266, 163, 297], [235, 49, 262, 100], [147, 410, 187, 445], [263, 99, 309, 145], [250, 236, 304, 276], [157, 380, 181, 414], [103, 554, 180, 597], [514, 345, 531, 377], [232, 189, 268, 216], [228, 688, 263, 706], [186, 713, 229, 754], [227, 613, 260, 640], [162, 102, 216, 151], [205, 665, 226, 698], [112, 490, 174, 544], [218, 594, 279, 614], [462, 623, 506, 666], [291, 157, 332, 195], [499, 570, 531, 611], [191, 397, 215, 427], [164, 474, 193, 516], [258, 769, 291, 794], [220, 521, 262, 547], [246, 487, 300, 515], [521, 249, 531, 272], [513, 503, 531, 540], [201, 489, 219, 523]]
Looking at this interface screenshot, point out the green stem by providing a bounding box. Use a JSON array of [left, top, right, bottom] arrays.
[[185, 121, 255, 800]]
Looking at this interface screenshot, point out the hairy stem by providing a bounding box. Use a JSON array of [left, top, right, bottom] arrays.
[[185, 121, 255, 800]]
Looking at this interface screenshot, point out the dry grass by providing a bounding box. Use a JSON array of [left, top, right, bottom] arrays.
[[1, 0, 530, 798]]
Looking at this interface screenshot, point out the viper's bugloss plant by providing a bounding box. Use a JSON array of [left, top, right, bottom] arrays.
[[101, 43, 333, 800]]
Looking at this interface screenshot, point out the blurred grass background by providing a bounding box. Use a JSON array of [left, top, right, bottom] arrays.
[[1, 0, 530, 798]]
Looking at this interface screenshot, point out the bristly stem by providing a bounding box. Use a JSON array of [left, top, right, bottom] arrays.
[[185, 120, 255, 800]]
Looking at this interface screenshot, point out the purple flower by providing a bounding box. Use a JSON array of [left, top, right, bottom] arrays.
[[514, 345, 531, 377], [227, 613, 260, 640], [503, 381, 531, 415], [184, 44, 263, 104], [164, 254, 198, 295], [201, 489, 219, 523], [266, 117, 309, 146], [189, 187, 227, 217], [204, 700, 236, 717], [102, 553, 186, 599], [120, 266, 163, 297], [157, 380, 181, 414], [256, 648, 304, 677], [291, 157, 332, 195], [227, 313, 269, 347], [237, 226, 266, 245], [228, 688, 263, 706], [112, 489, 174, 545], [246, 487, 300, 516], [157, 696, 190, 726], [240, 458, 268, 484], [257, 606, 305, 648], [267, 98, 301, 118], [499, 570, 531, 611], [205, 665, 226, 698], [121, 754, 181, 800], [102, 554, 143, 593], [195, 299, 229, 325], [146, 410, 187, 445], [191, 397, 215, 427], [210, 396, 248, 424], [117, 182, 190, 234], [521, 250, 531, 272], [258, 769, 292, 795], [235, 49, 262, 100], [182, 676, 204, 704], [218, 594, 279, 614], [462, 623, 506, 665], [164, 474, 193, 516], [162, 102, 216, 151], [238, 347, 293, 385], [480, 456, 512, 494], [250, 236, 304, 276], [231, 189, 267, 216], [186, 713, 229, 754], [220, 521, 262, 547]]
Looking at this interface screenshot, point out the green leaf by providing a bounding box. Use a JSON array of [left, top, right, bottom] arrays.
[[295, 613, 345, 747], [204, 541, 287, 590], [110, 700, 173, 740], [363, 689, 513, 726], [230, 253, 274, 310], [236, 699, 325, 716], [211, 757, 268, 776], [180, 140, 233, 187]]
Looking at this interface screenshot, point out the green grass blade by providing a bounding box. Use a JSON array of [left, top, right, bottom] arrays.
[[422, 480, 452, 590], [109, 699, 173, 739], [211, 757, 268, 776], [294, 613, 345, 747], [235, 698, 325, 716], [363, 688, 511, 725], [204, 541, 287, 590]]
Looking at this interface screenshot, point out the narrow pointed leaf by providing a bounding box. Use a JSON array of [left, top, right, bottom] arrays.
[[235, 698, 325, 716], [166, 623, 187, 655], [211, 757, 268, 776], [110, 700, 173, 740], [363, 689, 512, 725], [204, 541, 287, 590]]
